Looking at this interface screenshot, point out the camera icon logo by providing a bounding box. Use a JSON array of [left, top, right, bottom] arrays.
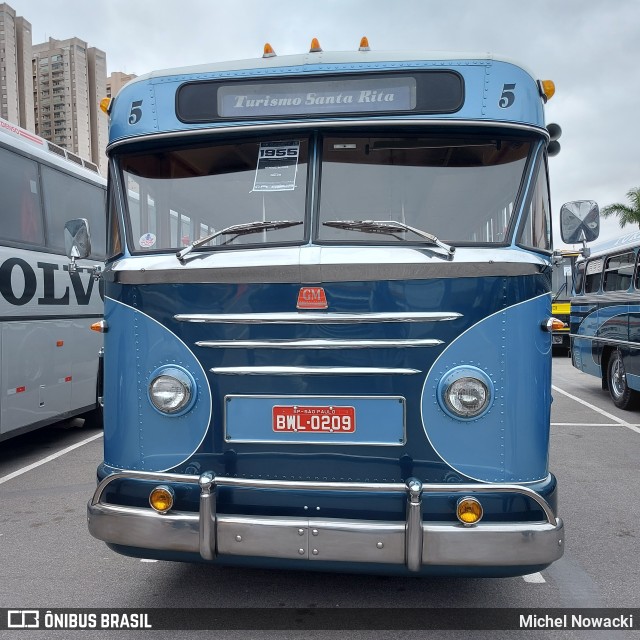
[[7, 610, 40, 629]]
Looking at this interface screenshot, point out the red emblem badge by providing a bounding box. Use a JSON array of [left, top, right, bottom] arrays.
[[297, 286, 328, 309]]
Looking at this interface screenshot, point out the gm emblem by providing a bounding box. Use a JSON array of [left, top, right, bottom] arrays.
[[297, 286, 328, 309]]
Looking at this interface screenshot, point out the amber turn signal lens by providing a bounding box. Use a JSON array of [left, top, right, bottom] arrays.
[[456, 497, 483, 525], [149, 486, 175, 514], [542, 317, 566, 332], [90, 320, 108, 333]]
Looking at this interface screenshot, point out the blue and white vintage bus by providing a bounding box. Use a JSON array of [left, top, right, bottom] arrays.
[[570, 228, 640, 410], [82, 41, 569, 576]]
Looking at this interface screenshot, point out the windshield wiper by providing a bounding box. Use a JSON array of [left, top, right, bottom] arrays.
[[176, 220, 302, 261], [323, 220, 455, 259]]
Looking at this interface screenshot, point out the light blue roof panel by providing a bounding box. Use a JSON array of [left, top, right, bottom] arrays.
[[108, 52, 547, 147]]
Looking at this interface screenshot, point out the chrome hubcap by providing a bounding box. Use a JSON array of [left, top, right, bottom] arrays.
[[611, 358, 626, 398]]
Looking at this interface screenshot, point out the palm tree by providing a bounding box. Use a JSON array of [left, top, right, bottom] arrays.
[[601, 187, 640, 229]]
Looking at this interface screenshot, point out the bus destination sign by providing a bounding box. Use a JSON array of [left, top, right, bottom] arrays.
[[218, 77, 415, 117], [176, 71, 463, 122]]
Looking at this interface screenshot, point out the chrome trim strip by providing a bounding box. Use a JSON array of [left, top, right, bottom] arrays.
[[197, 338, 443, 349], [108, 247, 547, 284], [210, 366, 421, 375], [570, 334, 640, 349], [178, 311, 461, 324], [112, 246, 547, 273], [111, 261, 541, 284], [108, 119, 547, 152]]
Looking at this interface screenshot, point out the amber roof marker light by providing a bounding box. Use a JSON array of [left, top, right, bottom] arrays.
[[309, 38, 322, 53], [263, 43, 276, 58], [99, 97, 112, 115], [538, 79, 556, 102], [359, 37, 370, 51]]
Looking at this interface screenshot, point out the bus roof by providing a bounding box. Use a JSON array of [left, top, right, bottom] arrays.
[[0, 116, 104, 180], [131, 50, 537, 83], [108, 49, 549, 148], [580, 230, 640, 259]]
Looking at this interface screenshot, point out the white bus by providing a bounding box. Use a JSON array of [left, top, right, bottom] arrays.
[[0, 117, 106, 441]]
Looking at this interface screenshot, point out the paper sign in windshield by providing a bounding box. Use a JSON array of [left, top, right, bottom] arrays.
[[253, 141, 300, 192]]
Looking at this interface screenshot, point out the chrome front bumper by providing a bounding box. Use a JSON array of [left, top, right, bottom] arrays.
[[88, 471, 564, 571]]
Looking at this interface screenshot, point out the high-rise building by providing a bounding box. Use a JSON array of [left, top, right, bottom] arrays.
[[0, 2, 34, 130], [32, 37, 107, 173], [107, 71, 137, 99], [88, 47, 108, 173], [1, 3, 112, 173]]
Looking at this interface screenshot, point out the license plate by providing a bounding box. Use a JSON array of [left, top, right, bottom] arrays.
[[552, 335, 563, 344], [273, 405, 356, 433]]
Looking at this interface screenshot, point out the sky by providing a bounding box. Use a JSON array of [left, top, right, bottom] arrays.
[[7, 0, 640, 247]]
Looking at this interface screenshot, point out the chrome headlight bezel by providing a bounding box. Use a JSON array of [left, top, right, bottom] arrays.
[[437, 366, 494, 420], [147, 366, 196, 416]]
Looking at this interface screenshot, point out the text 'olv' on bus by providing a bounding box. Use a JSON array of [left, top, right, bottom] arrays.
[[74, 40, 585, 576], [0, 117, 106, 442]]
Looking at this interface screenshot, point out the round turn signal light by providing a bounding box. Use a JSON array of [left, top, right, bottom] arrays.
[[149, 486, 175, 514], [456, 497, 483, 526]]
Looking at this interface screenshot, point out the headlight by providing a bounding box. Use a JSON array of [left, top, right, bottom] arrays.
[[437, 366, 493, 420], [444, 377, 489, 417], [148, 366, 195, 415]]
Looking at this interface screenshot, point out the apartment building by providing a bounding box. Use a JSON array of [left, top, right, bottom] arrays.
[[32, 37, 108, 173], [1, 2, 113, 173], [107, 70, 136, 99], [0, 2, 34, 130]]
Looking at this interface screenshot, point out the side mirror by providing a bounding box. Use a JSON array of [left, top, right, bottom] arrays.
[[65, 218, 92, 273], [560, 200, 600, 245], [64, 218, 91, 260]]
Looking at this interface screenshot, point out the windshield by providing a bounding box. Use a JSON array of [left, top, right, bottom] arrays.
[[118, 132, 532, 253], [318, 134, 530, 244], [120, 136, 309, 253]]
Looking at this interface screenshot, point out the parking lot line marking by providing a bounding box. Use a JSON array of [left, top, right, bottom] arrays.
[[552, 385, 640, 435], [522, 572, 546, 583], [552, 422, 623, 426], [0, 432, 103, 486]]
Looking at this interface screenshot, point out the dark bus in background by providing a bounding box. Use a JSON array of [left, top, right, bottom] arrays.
[[571, 230, 640, 409]]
